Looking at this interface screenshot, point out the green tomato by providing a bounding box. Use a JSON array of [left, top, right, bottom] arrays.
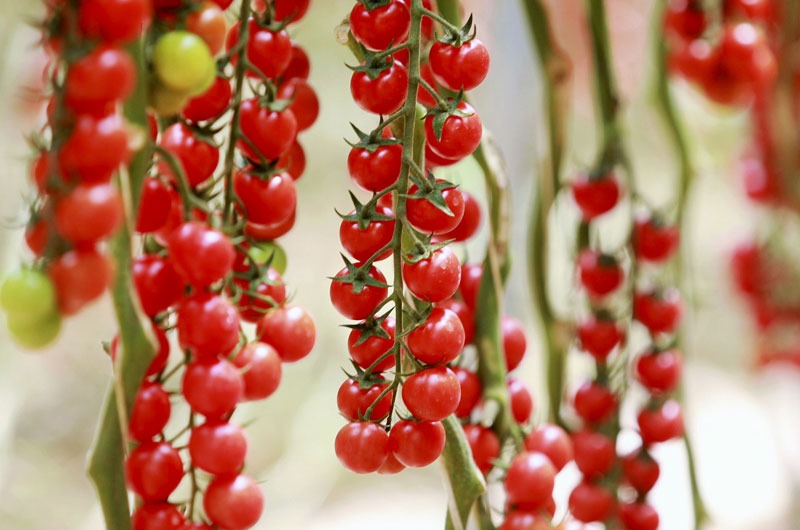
[[148, 80, 192, 116], [250, 242, 288, 275], [153, 31, 214, 93], [8, 312, 61, 350], [0, 269, 57, 324]]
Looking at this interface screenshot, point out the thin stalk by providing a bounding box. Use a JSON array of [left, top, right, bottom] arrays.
[[223, 0, 252, 225], [88, 32, 155, 530], [650, 2, 708, 527], [520, 0, 572, 427]]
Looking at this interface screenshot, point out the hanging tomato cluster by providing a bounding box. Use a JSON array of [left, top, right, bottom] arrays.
[[0, 0, 151, 348], [3, 1, 318, 529], [332, 0, 496, 475]]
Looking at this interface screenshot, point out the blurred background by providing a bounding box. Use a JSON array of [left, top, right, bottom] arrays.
[[1, 1, 799, 529]]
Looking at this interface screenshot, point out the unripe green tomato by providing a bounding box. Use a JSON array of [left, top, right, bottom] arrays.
[[190, 61, 217, 97], [153, 31, 214, 93], [0, 269, 57, 324], [250, 242, 287, 275], [149, 81, 192, 116], [8, 312, 61, 350]]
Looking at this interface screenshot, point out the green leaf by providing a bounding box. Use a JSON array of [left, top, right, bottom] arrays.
[[441, 416, 486, 530]]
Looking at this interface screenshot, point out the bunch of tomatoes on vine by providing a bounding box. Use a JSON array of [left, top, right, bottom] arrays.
[[1, 0, 798, 529]]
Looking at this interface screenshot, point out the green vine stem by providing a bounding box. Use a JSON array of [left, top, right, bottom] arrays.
[[650, 2, 708, 528], [520, 0, 572, 427], [87, 36, 155, 530]]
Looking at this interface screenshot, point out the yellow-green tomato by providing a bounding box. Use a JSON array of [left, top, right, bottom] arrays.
[[153, 31, 214, 93], [250, 242, 288, 275], [8, 312, 61, 350], [149, 81, 192, 116], [0, 269, 57, 324]]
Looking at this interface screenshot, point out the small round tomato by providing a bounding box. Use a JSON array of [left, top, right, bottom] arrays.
[[255, 305, 316, 362], [463, 424, 500, 474], [348, 142, 402, 192], [335, 421, 390, 474], [573, 430, 616, 478], [186, 1, 227, 56], [130, 381, 171, 442], [402, 247, 461, 303], [244, 210, 296, 241], [78, 0, 152, 44], [153, 30, 215, 93], [54, 183, 123, 244], [59, 113, 131, 183], [569, 481, 614, 523], [340, 206, 395, 262], [277, 78, 319, 131], [402, 366, 461, 422], [439, 190, 481, 242], [189, 420, 247, 475], [524, 424, 573, 471], [159, 122, 219, 187], [424, 102, 483, 161], [508, 377, 534, 423], [238, 97, 297, 161], [330, 265, 388, 320], [131, 503, 185, 530], [228, 19, 292, 79], [7, 311, 61, 350], [347, 317, 396, 372], [389, 419, 445, 467], [351, 61, 408, 115], [349, 0, 410, 51], [619, 501, 660, 530], [453, 366, 480, 418], [132, 254, 184, 316], [407, 307, 465, 365], [504, 451, 557, 510], [637, 400, 684, 444], [65, 46, 135, 113], [49, 248, 114, 315], [635, 349, 682, 394], [337, 378, 393, 421], [182, 358, 244, 418], [437, 298, 475, 345], [571, 172, 620, 220], [501, 315, 527, 372], [574, 381, 617, 424], [622, 448, 660, 493], [136, 178, 172, 233], [233, 269, 288, 323], [634, 217, 680, 262], [282, 44, 310, 81], [0, 268, 57, 323], [234, 171, 297, 226], [177, 292, 241, 359], [204, 474, 264, 530], [458, 263, 482, 309], [278, 140, 306, 179], [268, 0, 310, 22], [232, 341, 282, 400], [168, 221, 234, 287], [406, 181, 465, 234], [183, 75, 232, 123], [125, 441, 183, 501], [664, 0, 708, 41], [578, 250, 623, 298], [633, 290, 682, 335], [428, 38, 491, 91], [577, 315, 624, 362]]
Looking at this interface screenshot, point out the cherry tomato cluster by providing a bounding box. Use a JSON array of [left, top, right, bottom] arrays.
[[665, 0, 777, 107], [125, 1, 317, 528], [0, 0, 153, 348], [567, 169, 627, 525], [497, 424, 573, 529], [332, 0, 493, 475]]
